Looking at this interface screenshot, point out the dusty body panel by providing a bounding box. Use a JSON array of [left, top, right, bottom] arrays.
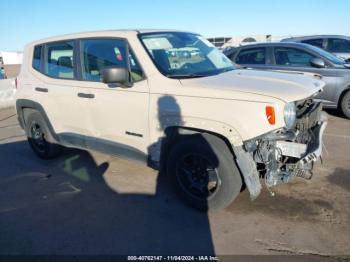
[[16, 30, 327, 201]]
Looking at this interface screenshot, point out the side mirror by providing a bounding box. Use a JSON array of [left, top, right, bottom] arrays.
[[310, 58, 325, 68], [101, 67, 131, 86], [344, 63, 350, 69]]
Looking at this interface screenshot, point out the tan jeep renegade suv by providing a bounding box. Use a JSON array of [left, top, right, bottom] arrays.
[[16, 30, 327, 211]]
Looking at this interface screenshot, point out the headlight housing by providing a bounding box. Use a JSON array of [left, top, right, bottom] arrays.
[[284, 102, 296, 129]]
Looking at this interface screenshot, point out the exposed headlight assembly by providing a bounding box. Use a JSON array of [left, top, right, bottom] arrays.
[[284, 102, 296, 129]]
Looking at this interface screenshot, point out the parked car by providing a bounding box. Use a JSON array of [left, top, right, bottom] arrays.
[[281, 35, 350, 62], [16, 30, 327, 211], [0, 68, 5, 79], [224, 42, 350, 118]]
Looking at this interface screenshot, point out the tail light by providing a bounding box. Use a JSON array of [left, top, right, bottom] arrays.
[[265, 106, 276, 125]]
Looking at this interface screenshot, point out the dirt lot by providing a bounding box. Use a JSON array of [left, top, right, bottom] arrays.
[[0, 107, 349, 259]]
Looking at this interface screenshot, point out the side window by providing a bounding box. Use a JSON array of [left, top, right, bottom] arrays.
[[129, 50, 144, 82], [44, 41, 75, 79], [236, 48, 266, 64], [327, 38, 350, 53], [302, 39, 324, 48], [223, 47, 236, 61], [274, 47, 314, 67], [225, 50, 237, 61], [80, 38, 144, 82], [32, 45, 42, 72], [0, 67, 4, 79]]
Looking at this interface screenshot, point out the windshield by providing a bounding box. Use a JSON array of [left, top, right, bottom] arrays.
[[139, 32, 234, 78], [307, 45, 345, 65]]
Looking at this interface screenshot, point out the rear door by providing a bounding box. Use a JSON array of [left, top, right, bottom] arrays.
[[269, 46, 339, 104], [325, 38, 350, 60], [39, 40, 93, 147]]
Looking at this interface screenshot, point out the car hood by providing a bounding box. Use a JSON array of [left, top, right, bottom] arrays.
[[180, 69, 324, 103]]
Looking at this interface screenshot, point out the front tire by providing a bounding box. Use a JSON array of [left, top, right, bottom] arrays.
[[166, 133, 242, 211], [340, 90, 350, 119], [25, 111, 61, 159]]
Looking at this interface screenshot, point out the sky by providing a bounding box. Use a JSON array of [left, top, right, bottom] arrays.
[[0, 0, 349, 51]]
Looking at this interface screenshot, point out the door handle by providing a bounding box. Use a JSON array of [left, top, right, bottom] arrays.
[[78, 93, 95, 99], [35, 87, 48, 93]]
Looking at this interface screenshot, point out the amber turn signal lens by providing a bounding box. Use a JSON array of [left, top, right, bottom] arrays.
[[265, 106, 276, 125]]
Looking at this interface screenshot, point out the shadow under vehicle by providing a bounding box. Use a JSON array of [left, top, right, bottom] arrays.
[[0, 139, 215, 255]]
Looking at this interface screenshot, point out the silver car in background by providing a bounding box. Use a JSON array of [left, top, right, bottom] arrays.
[[224, 42, 350, 118], [281, 35, 350, 62]]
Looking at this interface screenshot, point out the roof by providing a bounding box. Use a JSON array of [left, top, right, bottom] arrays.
[[27, 29, 197, 46], [223, 42, 321, 56], [235, 42, 313, 48], [281, 35, 350, 42]]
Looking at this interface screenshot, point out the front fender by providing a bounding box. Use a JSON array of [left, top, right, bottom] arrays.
[[148, 115, 244, 164], [158, 115, 243, 146]]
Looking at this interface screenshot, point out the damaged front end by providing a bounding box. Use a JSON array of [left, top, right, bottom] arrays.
[[235, 99, 328, 200]]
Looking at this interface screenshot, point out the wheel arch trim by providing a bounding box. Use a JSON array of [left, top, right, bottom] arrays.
[[154, 125, 242, 172], [16, 99, 60, 142], [335, 84, 350, 107]]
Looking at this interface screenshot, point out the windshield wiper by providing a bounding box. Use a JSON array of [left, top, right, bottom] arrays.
[[166, 73, 207, 79], [219, 68, 235, 74]]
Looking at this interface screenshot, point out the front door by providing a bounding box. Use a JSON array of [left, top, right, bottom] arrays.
[[77, 38, 150, 161]]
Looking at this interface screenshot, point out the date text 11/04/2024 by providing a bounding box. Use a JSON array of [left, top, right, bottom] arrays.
[[127, 256, 219, 261]]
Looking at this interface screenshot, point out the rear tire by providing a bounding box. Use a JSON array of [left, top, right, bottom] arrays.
[[166, 133, 242, 211], [340, 90, 350, 119], [25, 111, 61, 159]]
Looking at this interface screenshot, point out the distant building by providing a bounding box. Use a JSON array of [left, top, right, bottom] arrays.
[[207, 37, 233, 48], [207, 35, 286, 49], [0, 51, 23, 78]]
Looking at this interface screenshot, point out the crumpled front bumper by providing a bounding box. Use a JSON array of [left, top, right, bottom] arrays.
[[265, 106, 328, 187], [234, 102, 328, 200], [275, 111, 328, 172], [297, 112, 327, 167]]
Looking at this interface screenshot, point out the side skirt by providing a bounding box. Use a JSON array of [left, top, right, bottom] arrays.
[[58, 133, 148, 165]]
